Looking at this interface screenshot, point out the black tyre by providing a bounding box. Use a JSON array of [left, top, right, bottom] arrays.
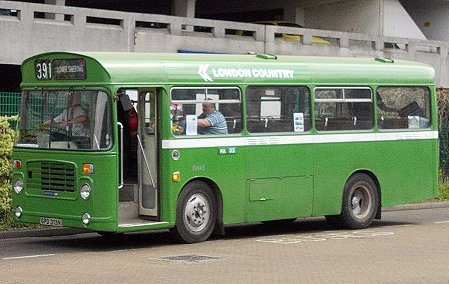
[[171, 181, 217, 243], [97, 232, 122, 238], [326, 173, 379, 229]]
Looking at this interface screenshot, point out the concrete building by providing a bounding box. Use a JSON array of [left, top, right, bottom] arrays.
[[402, 0, 449, 42], [1, 0, 449, 91]]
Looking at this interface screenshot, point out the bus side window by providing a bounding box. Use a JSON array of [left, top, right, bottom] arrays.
[[377, 87, 431, 129], [170, 87, 242, 136], [315, 87, 373, 131], [246, 86, 310, 133]]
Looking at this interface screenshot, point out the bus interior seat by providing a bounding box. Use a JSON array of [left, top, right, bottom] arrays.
[[247, 118, 267, 133], [226, 118, 242, 133], [246, 118, 307, 133], [379, 117, 408, 129], [317, 117, 358, 131]]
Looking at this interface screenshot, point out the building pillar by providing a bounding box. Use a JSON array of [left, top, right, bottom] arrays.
[[172, 0, 196, 32], [172, 0, 197, 18], [45, 0, 66, 21], [284, 3, 305, 26]]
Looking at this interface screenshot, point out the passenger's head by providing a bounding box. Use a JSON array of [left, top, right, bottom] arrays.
[[202, 100, 216, 114], [119, 92, 134, 111]]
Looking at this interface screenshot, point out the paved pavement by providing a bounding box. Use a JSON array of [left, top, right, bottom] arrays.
[[2, 206, 449, 284], [2, 200, 449, 240]]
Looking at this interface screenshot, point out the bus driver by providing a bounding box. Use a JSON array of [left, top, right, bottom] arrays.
[[45, 91, 88, 137], [44, 91, 90, 148]]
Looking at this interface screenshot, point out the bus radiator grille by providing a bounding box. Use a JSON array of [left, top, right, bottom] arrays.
[[27, 161, 76, 192]]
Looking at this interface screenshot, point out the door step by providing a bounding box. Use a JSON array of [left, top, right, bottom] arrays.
[[118, 219, 167, 228], [120, 183, 137, 202], [119, 201, 138, 221], [119, 202, 163, 227]]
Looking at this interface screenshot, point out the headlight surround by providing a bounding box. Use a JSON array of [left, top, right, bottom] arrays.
[[14, 179, 24, 194], [80, 183, 91, 200]]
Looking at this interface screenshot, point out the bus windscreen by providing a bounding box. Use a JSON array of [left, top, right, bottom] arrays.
[[16, 90, 112, 150]]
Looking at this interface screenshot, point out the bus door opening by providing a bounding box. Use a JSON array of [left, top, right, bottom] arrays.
[[137, 90, 158, 217], [117, 89, 158, 223]]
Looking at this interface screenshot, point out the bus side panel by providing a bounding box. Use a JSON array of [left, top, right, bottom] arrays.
[[311, 138, 438, 216], [374, 139, 438, 207], [162, 146, 247, 225], [311, 140, 378, 216], [245, 143, 314, 222]]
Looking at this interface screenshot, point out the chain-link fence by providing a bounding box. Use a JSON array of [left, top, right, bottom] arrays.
[[438, 89, 449, 179], [0, 92, 21, 116], [0, 92, 21, 128]]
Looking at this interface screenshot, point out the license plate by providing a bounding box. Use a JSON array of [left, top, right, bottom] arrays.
[[40, 217, 63, 227]]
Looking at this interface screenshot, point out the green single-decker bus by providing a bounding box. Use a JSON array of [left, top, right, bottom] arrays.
[[12, 52, 439, 243]]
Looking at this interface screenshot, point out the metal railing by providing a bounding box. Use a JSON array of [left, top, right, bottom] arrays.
[[0, 92, 21, 117], [1, 0, 449, 87]]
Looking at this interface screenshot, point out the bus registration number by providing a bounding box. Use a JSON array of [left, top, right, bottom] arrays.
[[40, 217, 62, 227]]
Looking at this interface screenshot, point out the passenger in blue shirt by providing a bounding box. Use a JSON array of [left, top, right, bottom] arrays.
[[197, 102, 228, 134]]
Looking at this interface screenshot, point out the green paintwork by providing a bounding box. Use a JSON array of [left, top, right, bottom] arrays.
[[21, 52, 435, 86], [13, 52, 438, 233]]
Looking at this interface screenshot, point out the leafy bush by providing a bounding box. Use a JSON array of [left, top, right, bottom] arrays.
[[439, 181, 449, 201], [0, 116, 16, 226], [438, 170, 449, 200]]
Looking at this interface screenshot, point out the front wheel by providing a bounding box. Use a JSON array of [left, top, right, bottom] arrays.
[[326, 173, 379, 229], [171, 181, 217, 243]]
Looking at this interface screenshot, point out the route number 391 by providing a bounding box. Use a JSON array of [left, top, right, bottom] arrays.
[[35, 60, 52, 80]]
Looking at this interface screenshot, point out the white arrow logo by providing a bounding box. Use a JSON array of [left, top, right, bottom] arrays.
[[198, 64, 213, 82]]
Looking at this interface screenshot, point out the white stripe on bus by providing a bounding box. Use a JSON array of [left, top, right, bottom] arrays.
[[161, 131, 438, 149]]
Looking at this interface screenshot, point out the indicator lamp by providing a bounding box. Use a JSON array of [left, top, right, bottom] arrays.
[[82, 164, 94, 174], [172, 171, 181, 182]]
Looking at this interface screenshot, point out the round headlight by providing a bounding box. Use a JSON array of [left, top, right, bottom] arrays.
[[14, 179, 24, 194], [80, 184, 91, 200], [82, 212, 91, 225], [15, 207, 23, 218]]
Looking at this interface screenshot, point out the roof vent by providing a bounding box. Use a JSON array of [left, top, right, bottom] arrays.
[[256, 54, 278, 60], [375, 57, 394, 63]]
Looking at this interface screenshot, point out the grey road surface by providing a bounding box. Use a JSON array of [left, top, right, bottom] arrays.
[[1, 207, 449, 284]]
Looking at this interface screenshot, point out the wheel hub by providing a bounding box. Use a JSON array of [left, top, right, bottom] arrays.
[[184, 194, 210, 232], [351, 194, 362, 215], [350, 186, 371, 218]]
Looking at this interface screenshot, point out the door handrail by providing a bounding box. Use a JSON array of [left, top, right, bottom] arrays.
[[117, 122, 124, 189], [137, 134, 156, 188]]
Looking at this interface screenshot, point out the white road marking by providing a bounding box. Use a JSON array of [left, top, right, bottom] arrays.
[[256, 231, 395, 244], [435, 220, 449, 224], [3, 254, 55, 260]]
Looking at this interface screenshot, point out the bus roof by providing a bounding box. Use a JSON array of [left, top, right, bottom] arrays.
[[21, 52, 435, 87]]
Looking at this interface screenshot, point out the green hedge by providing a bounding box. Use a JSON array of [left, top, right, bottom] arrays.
[[0, 116, 16, 228]]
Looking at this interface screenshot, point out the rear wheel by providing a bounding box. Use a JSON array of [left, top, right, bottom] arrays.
[[171, 181, 217, 243], [326, 173, 379, 229]]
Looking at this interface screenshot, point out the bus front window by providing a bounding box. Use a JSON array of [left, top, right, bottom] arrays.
[[16, 90, 112, 150]]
